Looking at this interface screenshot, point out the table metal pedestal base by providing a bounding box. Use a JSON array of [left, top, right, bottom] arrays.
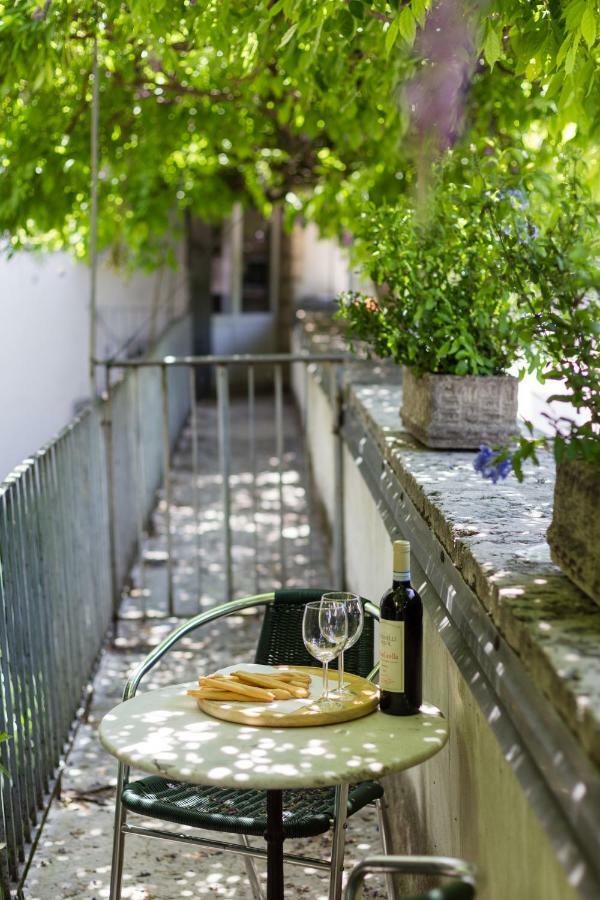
[[265, 789, 285, 900]]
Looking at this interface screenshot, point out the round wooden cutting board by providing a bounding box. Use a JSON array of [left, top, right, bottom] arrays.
[[194, 665, 379, 727]]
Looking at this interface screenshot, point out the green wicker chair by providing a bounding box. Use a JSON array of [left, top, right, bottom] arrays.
[[345, 855, 476, 900], [109, 589, 391, 900]]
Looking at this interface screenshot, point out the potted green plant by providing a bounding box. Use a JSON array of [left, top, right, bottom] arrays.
[[336, 178, 530, 449]]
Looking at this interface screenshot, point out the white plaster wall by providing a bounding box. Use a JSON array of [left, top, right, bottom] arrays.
[[290, 223, 352, 303], [0, 248, 188, 480]]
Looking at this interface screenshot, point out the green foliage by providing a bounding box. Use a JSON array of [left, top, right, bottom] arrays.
[[486, 0, 600, 141], [0, 0, 415, 267], [0, 0, 599, 266], [335, 149, 553, 376]]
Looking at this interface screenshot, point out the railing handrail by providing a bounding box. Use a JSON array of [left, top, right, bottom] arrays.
[[95, 351, 351, 368]]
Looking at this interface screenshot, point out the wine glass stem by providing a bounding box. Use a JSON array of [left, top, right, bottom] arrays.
[[323, 661, 329, 700], [338, 651, 344, 693]]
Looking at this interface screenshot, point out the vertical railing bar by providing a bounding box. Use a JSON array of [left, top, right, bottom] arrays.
[[133, 368, 147, 617], [5, 481, 40, 828], [188, 366, 202, 608], [74, 419, 95, 678], [32, 456, 62, 772], [78, 418, 96, 663], [92, 405, 112, 630], [0, 494, 24, 879], [64, 429, 86, 700], [59, 433, 83, 710], [161, 364, 174, 616], [247, 365, 259, 595], [49, 441, 78, 728], [330, 363, 346, 589], [14, 472, 46, 808], [0, 492, 32, 849], [216, 365, 233, 602], [38, 449, 70, 752], [302, 362, 314, 572], [24, 464, 55, 790], [274, 364, 286, 587], [103, 367, 120, 626]]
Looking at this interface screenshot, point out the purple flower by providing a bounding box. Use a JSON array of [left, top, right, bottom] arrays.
[[473, 444, 512, 483]]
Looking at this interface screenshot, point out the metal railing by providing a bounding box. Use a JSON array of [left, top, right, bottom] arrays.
[[0, 315, 191, 898], [0, 331, 348, 895], [101, 352, 348, 618], [0, 407, 112, 895]]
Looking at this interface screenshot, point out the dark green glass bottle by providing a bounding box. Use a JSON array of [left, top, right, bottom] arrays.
[[379, 540, 422, 716]]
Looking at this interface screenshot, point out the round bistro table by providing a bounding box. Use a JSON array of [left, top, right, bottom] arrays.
[[99, 682, 448, 900]]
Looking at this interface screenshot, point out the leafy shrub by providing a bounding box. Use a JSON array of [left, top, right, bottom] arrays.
[[336, 168, 538, 376]]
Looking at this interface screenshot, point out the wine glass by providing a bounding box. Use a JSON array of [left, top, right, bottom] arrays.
[[302, 600, 347, 700], [321, 592, 364, 698]]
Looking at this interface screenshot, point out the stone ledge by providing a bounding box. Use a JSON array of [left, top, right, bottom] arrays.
[[295, 312, 600, 769]]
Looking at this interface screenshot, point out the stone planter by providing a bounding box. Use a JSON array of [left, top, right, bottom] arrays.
[[400, 366, 518, 450], [547, 459, 600, 606]]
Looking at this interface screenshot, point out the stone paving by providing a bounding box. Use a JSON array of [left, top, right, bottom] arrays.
[[24, 396, 386, 900]]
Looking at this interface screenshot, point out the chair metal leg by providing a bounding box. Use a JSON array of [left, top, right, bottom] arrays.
[[375, 797, 396, 900], [329, 783, 349, 900], [241, 834, 265, 900], [109, 763, 128, 900]]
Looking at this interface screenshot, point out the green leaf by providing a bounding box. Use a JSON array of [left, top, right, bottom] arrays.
[[581, 4, 597, 48], [484, 27, 502, 69], [398, 7, 417, 45], [565, 34, 581, 74], [338, 10, 355, 38], [268, 0, 285, 15], [544, 72, 564, 100], [278, 23, 297, 49], [412, 0, 428, 28], [348, 1, 365, 19], [385, 16, 401, 57]]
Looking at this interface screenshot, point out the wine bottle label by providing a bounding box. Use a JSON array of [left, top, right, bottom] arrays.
[[379, 619, 405, 692]]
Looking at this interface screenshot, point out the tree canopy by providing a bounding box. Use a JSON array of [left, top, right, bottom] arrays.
[[0, 0, 598, 266]]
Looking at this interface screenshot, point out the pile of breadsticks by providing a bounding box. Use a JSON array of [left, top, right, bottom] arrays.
[[187, 669, 311, 703]]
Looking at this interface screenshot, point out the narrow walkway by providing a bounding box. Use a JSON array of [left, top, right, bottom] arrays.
[[24, 397, 385, 899]]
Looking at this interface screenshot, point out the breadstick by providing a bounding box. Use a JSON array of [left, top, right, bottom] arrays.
[[199, 676, 275, 701], [233, 671, 309, 699], [232, 671, 292, 692], [274, 670, 311, 684], [187, 688, 266, 702]]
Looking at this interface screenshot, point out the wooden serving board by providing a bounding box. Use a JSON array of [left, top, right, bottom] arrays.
[[195, 665, 379, 728]]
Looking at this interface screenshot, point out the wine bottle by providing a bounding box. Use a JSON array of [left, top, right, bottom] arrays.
[[379, 539, 422, 715]]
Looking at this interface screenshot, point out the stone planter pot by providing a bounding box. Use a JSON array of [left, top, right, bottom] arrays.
[[400, 366, 518, 450], [547, 459, 600, 606]]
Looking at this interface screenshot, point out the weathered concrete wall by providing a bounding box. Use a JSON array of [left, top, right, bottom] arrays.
[[342, 443, 579, 900]]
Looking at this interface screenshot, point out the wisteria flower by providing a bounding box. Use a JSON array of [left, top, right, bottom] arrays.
[[473, 444, 513, 483]]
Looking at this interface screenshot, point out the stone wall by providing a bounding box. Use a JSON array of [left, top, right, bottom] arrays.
[[292, 313, 600, 900]]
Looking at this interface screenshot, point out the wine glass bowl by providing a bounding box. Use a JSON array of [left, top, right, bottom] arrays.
[[321, 592, 363, 698], [302, 600, 347, 700]]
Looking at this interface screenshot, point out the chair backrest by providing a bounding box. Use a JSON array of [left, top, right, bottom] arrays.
[[254, 588, 375, 677]]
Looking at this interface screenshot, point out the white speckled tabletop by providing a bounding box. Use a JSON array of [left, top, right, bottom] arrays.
[[99, 682, 448, 790]]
